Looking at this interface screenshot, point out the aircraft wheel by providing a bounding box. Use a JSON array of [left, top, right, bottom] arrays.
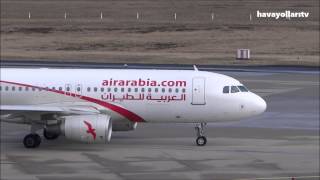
[[196, 136, 207, 146], [23, 134, 41, 148], [43, 129, 59, 140]]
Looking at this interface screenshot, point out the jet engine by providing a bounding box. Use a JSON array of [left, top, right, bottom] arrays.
[[112, 121, 137, 131], [60, 114, 112, 143]]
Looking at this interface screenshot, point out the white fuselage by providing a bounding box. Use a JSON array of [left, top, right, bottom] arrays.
[[0, 68, 266, 123]]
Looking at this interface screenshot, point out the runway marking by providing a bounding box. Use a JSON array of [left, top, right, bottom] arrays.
[[243, 79, 319, 86], [252, 87, 301, 97], [236, 175, 320, 180]]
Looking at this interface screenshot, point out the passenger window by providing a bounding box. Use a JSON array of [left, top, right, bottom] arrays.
[[107, 87, 111, 92], [148, 88, 152, 92], [67, 87, 71, 91], [77, 87, 81, 92], [0, 86, 2, 91], [168, 88, 172, 93], [238, 86, 249, 92], [100, 87, 104, 92], [12, 86, 15, 91], [93, 87, 97, 92], [223, 86, 229, 94], [87, 87, 91, 92], [128, 88, 131, 92], [162, 88, 165, 93], [114, 88, 118, 92], [32, 87, 36, 91], [121, 88, 124, 92], [25, 87, 29, 91], [18, 87, 22, 91], [5, 86, 9, 91], [52, 87, 56, 90], [175, 88, 179, 93], [141, 88, 145, 92], [155, 88, 158, 93], [134, 88, 138, 92], [231, 86, 240, 93], [182, 88, 186, 93]]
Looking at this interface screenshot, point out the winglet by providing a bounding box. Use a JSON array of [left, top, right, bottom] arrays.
[[193, 65, 199, 71]]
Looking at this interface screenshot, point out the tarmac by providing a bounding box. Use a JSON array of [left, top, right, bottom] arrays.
[[0, 66, 319, 180]]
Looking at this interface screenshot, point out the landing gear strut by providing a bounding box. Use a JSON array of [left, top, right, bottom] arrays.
[[195, 123, 207, 146]]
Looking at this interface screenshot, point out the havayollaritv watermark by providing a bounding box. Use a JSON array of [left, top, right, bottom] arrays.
[[256, 10, 310, 20]]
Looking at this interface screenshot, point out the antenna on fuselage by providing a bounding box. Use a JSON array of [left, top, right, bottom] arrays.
[[193, 65, 199, 71]]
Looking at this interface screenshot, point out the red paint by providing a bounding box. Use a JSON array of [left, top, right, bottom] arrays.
[[0, 80, 145, 122], [83, 120, 96, 140]]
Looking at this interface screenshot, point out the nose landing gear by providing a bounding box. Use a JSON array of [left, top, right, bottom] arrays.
[[195, 123, 207, 146]]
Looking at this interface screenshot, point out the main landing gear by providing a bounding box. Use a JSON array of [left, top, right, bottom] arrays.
[[23, 134, 41, 148], [195, 123, 207, 146], [43, 128, 59, 140], [23, 124, 43, 148], [23, 128, 60, 148]]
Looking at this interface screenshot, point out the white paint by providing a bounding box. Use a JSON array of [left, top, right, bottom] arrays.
[[136, 12, 139, 20], [0, 68, 266, 123], [100, 12, 103, 19], [28, 12, 31, 19], [174, 13, 177, 20], [64, 12, 67, 19], [0, 68, 266, 146]]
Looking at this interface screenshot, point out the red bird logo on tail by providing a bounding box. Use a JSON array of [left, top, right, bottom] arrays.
[[83, 121, 96, 140]]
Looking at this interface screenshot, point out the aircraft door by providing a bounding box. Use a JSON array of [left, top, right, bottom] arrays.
[[192, 77, 206, 105], [75, 84, 82, 97], [65, 84, 72, 96]]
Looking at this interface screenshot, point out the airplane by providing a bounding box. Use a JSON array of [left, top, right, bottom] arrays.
[[0, 66, 267, 148]]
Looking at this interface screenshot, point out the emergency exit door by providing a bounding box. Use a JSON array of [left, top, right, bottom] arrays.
[[192, 77, 206, 105]]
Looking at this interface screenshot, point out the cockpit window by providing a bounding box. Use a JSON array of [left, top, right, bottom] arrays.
[[223, 86, 229, 93], [238, 86, 249, 92], [231, 86, 240, 93]]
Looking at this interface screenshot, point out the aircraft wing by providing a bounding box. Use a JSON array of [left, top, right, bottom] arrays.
[[0, 104, 100, 123], [0, 105, 100, 114]]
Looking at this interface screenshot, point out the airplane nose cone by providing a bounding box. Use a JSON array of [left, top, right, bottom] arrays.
[[255, 95, 267, 115], [239, 93, 267, 118]]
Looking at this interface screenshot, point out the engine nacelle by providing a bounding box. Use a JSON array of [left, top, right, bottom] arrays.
[[112, 121, 137, 131], [61, 114, 112, 143]]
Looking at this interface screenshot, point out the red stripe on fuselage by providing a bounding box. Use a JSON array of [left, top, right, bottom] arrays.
[[0, 80, 145, 122]]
